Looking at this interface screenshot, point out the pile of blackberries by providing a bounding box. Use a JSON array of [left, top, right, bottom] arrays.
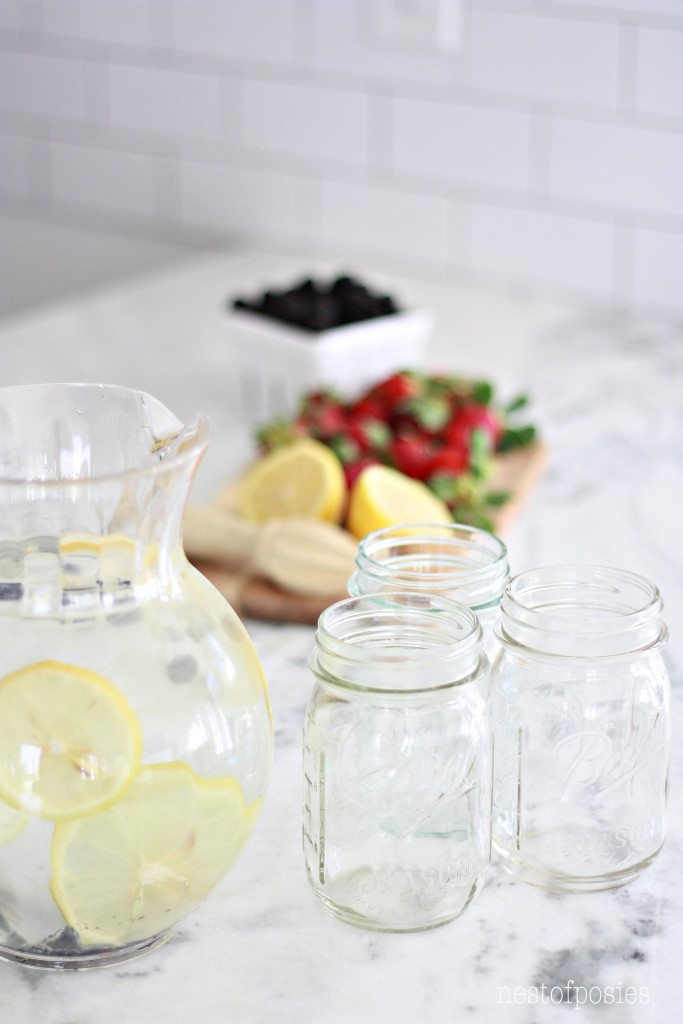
[[232, 275, 400, 333]]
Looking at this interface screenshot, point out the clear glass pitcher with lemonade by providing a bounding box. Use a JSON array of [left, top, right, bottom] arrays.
[[0, 384, 273, 969]]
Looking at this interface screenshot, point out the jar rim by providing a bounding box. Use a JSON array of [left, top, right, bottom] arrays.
[[350, 522, 508, 608], [499, 564, 665, 657], [313, 591, 486, 692]]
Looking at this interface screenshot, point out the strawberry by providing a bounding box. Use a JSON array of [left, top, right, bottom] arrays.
[[345, 415, 391, 455], [448, 404, 503, 448], [369, 371, 423, 412], [428, 443, 469, 478], [443, 416, 471, 450], [395, 394, 451, 436], [299, 391, 347, 441], [349, 395, 385, 421], [390, 432, 437, 481]]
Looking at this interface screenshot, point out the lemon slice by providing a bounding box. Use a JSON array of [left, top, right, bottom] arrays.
[[50, 762, 262, 947], [236, 438, 346, 523], [0, 799, 28, 845], [60, 533, 138, 585], [346, 464, 452, 540], [0, 660, 142, 820]]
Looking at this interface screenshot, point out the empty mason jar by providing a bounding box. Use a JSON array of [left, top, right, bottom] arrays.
[[490, 565, 670, 893], [303, 592, 491, 932], [347, 523, 508, 660]]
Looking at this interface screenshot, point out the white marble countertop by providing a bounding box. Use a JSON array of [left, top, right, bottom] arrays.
[[1, 248, 682, 1023]]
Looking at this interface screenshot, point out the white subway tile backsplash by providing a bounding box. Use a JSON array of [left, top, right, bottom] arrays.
[[309, 0, 460, 87], [554, 0, 683, 17], [632, 225, 683, 311], [0, 133, 28, 195], [50, 141, 157, 216], [173, 0, 295, 63], [1, 0, 683, 314], [470, 203, 615, 299], [42, 0, 153, 47], [244, 80, 369, 168], [550, 118, 683, 219], [319, 179, 458, 266], [470, 10, 619, 109], [0, 52, 86, 120], [392, 97, 530, 192], [108, 64, 224, 140], [0, 0, 42, 31], [178, 159, 298, 237], [636, 29, 683, 120]]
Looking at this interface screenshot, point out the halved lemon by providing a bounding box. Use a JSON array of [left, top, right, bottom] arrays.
[[0, 660, 142, 820], [346, 464, 452, 540], [50, 761, 262, 947], [235, 438, 346, 524]]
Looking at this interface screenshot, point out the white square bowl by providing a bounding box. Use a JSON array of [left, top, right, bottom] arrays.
[[226, 306, 434, 421]]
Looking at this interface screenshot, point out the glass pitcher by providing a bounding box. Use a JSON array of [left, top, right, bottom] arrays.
[[0, 383, 273, 970]]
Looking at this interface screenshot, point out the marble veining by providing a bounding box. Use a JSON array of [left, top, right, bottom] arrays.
[[0, 250, 681, 1023]]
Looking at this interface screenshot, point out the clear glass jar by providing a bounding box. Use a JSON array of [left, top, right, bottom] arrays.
[[347, 522, 508, 660], [0, 384, 273, 970], [303, 592, 491, 932], [490, 564, 670, 893]]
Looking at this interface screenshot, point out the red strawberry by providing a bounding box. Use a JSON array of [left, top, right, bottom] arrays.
[[390, 432, 437, 480], [428, 443, 469, 478], [346, 415, 391, 454], [447, 404, 503, 448], [395, 394, 451, 436], [349, 396, 385, 421], [369, 371, 423, 412], [299, 392, 347, 440]]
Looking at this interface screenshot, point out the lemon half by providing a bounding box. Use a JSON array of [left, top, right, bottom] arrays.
[[0, 660, 142, 820], [346, 464, 452, 540], [236, 438, 346, 524], [50, 761, 262, 947]]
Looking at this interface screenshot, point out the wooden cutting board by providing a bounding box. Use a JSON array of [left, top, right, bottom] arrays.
[[191, 440, 549, 624]]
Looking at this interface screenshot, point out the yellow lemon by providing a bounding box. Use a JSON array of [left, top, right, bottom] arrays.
[[0, 660, 142, 820], [50, 761, 262, 947], [236, 438, 346, 524], [60, 533, 139, 585], [346, 464, 452, 540]]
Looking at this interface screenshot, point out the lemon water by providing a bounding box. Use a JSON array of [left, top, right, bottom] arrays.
[[0, 560, 272, 962]]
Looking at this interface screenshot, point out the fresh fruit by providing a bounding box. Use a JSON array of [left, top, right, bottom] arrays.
[[232, 274, 399, 332], [345, 415, 391, 455], [427, 443, 469, 479], [447, 404, 503, 448], [59, 533, 139, 584], [390, 432, 437, 481], [254, 370, 537, 528], [236, 438, 346, 524], [369, 370, 422, 410], [346, 464, 452, 540], [0, 660, 142, 820], [298, 390, 347, 441], [50, 761, 261, 947], [343, 456, 381, 490]]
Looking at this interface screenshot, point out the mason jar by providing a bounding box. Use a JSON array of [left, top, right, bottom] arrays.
[[347, 523, 508, 660], [303, 592, 491, 932], [490, 565, 670, 893]]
